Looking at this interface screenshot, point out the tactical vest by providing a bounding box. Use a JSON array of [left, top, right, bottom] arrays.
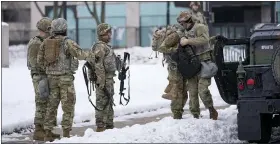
[[27, 36, 45, 74], [44, 36, 79, 75], [92, 41, 117, 78], [185, 23, 211, 57]]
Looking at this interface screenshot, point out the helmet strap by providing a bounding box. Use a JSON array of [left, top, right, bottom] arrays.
[[186, 22, 195, 31]]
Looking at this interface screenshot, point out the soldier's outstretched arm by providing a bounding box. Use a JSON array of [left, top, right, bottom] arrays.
[[66, 39, 93, 60], [37, 42, 46, 70], [93, 44, 106, 89], [187, 24, 209, 46]]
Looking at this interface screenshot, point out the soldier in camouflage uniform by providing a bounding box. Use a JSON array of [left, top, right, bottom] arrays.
[[152, 25, 185, 101], [87, 23, 117, 132], [27, 17, 60, 141], [37, 18, 95, 141], [177, 11, 218, 120], [152, 25, 189, 119], [189, 2, 207, 26]]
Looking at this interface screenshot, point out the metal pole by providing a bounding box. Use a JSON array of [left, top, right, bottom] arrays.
[[271, 1, 275, 23], [63, 1, 67, 20], [167, 1, 170, 25], [74, 6, 79, 44], [63, 2, 67, 35]]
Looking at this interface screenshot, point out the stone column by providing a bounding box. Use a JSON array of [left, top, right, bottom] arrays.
[[126, 2, 140, 48], [2, 22, 9, 68], [261, 4, 271, 23]]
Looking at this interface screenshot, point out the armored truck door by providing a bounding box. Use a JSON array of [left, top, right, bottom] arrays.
[[213, 37, 250, 104]]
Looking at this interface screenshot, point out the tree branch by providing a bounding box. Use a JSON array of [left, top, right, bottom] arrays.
[[93, 1, 100, 25], [85, 1, 94, 16], [34, 2, 45, 17], [58, 2, 64, 18]]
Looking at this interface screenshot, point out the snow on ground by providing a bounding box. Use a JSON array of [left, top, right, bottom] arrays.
[[2, 22, 9, 26], [2, 45, 228, 134], [51, 106, 242, 143]]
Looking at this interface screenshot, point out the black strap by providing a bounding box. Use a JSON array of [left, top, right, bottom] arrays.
[[35, 36, 44, 42], [119, 52, 130, 106], [82, 62, 113, 111]]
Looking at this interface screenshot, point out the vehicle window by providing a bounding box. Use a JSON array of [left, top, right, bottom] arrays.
[[223, 44, 247, 62]]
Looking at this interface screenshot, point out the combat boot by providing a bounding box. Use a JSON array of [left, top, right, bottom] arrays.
[[209, 106, 218, 120], [63, 129, 70, 138], [52, 132, 60, 138], [44, 130, 60, 142], [162, 84, 177, 100], [173, 112, 182, 119], [193, 114, 199, 119], [33, 124, 45, 141], [96, 127, 106, 132], [106, 125, 114, 129]]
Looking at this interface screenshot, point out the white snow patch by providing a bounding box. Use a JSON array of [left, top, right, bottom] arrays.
[[2, 22, 9, 26], [2, 45, 228, 133], [51, 106, 243, 143]]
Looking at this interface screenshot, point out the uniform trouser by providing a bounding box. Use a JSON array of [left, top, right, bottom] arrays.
[[95, 78, 115, 128], [188, 75, 214, 116], [32, 74, 48, 126], [44, 74, 76, 131], [168, 66, 188, 116]]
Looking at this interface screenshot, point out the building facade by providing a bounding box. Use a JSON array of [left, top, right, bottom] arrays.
[[2, 1, 280, 48]]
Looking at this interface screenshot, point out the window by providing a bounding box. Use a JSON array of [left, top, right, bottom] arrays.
[[223, 44, 247, 62], [2, 9, 30, 22]]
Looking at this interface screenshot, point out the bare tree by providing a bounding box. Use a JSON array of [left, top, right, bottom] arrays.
[[34, 1, 45, 17], [84, 1, 106, 25], [34, 1, 64, 19]]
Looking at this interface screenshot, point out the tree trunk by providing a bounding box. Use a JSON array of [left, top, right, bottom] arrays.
[[58, 3, 64, 18], [101, 1, 105, 23], [92, 2, 100, 25], [84, 1, 101, 25], [53, 1, 58, 19]]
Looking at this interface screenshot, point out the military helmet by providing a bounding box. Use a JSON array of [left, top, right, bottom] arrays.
[[51, 18, 67, 33], [97, 23, 112, 36], [189, 1, 201, 7], [177, 11, 192, 23], [36, 17, 52, 33]]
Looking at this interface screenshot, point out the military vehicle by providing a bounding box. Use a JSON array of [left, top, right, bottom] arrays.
[[213, 23, 280, 143]]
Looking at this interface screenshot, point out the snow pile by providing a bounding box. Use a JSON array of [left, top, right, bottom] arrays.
[[2, 45, 228, 134], [9, 44, 28, 64], [2, 22, 9, 26], [52, 106, 243, 143]]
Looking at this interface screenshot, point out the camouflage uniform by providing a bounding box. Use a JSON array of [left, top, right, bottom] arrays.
[[178, 11, 218, 120], [189, 2, 208, 26], [37, 18, 94, 141], [152, 25, 188, 119], [88, 23, 117, 132], [27, 17, 55, 141]]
